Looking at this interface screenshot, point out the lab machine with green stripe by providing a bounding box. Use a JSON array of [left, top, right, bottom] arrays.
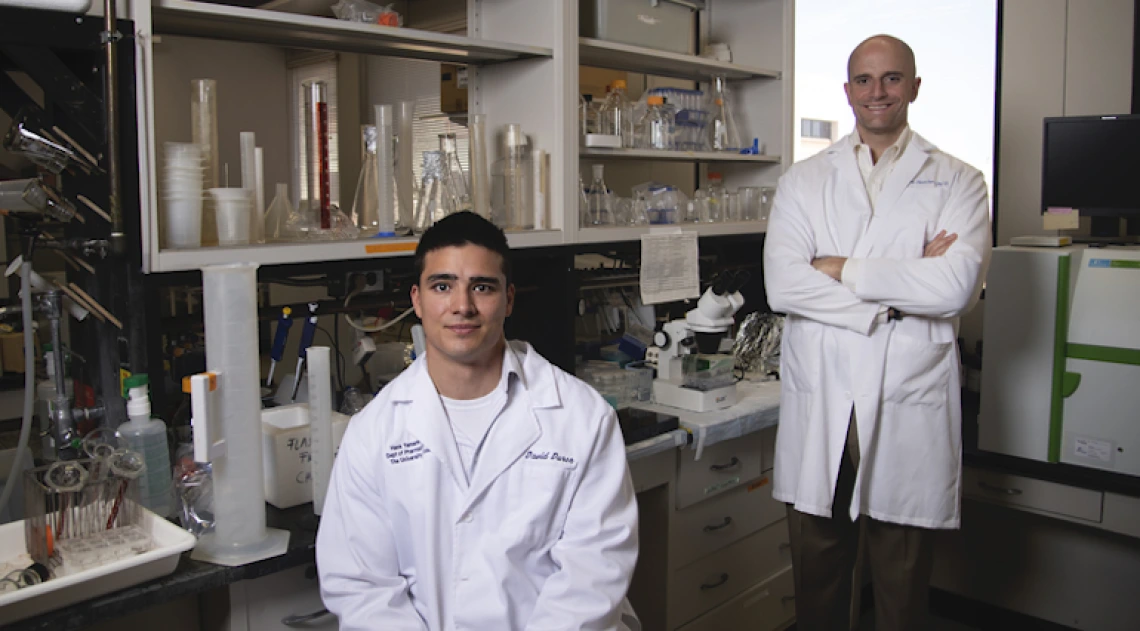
[[979, 246, 1140, 476]]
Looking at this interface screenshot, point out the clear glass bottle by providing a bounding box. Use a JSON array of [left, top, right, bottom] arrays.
[[637, 95, 675, 150], [708, 75, 743, 152], [586, 164, 614, 226], [413, 151, 444, 234], [438, 133, 472, 214], [599, 79, 633, 147]]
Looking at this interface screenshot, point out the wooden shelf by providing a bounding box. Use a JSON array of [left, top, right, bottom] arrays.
[[151, 230, 564, 272], [581, 147, 781, 164], [579, 37, 779, 82], [152, 0, 552, 64]]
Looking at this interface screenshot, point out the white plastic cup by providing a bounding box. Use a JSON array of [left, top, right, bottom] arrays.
[[164, 196, 203, 248], [209, 188, 252, 246]]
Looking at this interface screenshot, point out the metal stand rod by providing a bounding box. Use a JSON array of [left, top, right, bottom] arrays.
[[103, 0, 125, 256]]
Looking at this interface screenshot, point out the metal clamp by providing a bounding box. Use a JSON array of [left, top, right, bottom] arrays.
[[709, 456, 741, 472], [700, 573, 729, 590], [979, 481, 1023, 496], [702, 516, 733, 533]]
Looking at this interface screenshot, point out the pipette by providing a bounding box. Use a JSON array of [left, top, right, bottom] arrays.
[[290, 303, 319, 401], [266, 306, 293, 387]]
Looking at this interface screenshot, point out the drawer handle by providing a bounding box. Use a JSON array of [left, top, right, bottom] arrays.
[[709, 456, 741, 472], [282, 608, 331, 626], [700, 573, 730, 590], [702, 516, 734, 533], [979, 480, 1023, 496]]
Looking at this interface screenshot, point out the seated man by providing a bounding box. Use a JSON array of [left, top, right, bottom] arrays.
[[317, 211, 640, 630]]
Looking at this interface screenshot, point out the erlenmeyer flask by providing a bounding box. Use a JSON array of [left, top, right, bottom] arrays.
[[708, 75, 743, 152], [351, 125, 381, 237], [438, 133, 472, 214], [264, 183, 296, 242], [586, 164, 614, 226], [413, 151, 444, 234]]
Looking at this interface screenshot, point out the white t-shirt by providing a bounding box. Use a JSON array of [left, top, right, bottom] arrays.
[[440, 375, 509, 481]]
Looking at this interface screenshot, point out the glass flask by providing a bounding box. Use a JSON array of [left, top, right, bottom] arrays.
[[586, 164, 615, 226], [438, 133, 472, 214], [598, 80, 633, 147], [351, 125, 381, 236], [704, 172, 727, 223], [413, 151, 444, 234], [708, 75, 743, 152], [637, 95, 675, 150]]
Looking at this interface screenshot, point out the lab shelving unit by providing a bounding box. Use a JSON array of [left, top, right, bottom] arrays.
[[126, 0, 789, 273]]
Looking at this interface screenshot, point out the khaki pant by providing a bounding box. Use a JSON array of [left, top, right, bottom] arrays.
[[785, 415, 934, 631]]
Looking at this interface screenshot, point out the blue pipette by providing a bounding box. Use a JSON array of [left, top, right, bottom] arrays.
[[266, 306, 293, 387], [290, 303, 319, 401]]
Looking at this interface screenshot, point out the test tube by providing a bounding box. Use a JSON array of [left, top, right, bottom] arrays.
[[303, 80, 332, 230]]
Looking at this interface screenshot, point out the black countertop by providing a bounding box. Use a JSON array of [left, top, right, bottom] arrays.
[[7, 504, 320, 631]]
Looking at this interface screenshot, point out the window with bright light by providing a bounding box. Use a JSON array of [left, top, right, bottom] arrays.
[[793, 0, 999, 202]]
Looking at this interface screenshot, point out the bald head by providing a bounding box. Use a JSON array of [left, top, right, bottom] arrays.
[[848, 35, 916, 80]]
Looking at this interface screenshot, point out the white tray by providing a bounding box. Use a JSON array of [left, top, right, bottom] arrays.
[[0, 511, 197, 626]]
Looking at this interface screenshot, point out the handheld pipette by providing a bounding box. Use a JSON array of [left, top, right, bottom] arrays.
[[266, 306, 293, 387], [290, 303, 319, 401]]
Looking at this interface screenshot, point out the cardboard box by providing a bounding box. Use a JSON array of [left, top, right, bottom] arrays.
[[440, 63, 468, 113], [0, 332, 25, 373]]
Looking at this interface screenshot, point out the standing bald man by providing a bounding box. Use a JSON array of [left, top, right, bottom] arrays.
[[763, 35, 991, 630]]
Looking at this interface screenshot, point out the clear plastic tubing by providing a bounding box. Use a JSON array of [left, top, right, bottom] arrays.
[[307, 346, 334, 516], [374, 104, 396, 237], [396, 101, 416, 232], [470, 114, 492, 221], [303, 80, 332, 230], [201, 263, 269, 550]]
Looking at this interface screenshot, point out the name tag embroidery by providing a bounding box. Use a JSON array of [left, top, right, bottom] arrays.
[[525, 450, 576, 466], [909, 179, 950, 188], [387, 440, 431, 465]]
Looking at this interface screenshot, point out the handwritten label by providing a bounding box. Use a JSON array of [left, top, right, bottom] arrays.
[[386, 440, 431, 465], [705, 477, 740, 495]]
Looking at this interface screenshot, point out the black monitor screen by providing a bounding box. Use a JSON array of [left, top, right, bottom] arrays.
[[1041, 115, 1140, 217]]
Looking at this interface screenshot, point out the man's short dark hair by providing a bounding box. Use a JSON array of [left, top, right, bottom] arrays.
[[413, 211, 513, 286]]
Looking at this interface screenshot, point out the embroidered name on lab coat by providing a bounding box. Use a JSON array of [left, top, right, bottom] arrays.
[[909, 179, 950, 187], [524, 450, 576, 466], [387, 440, 432, 465]]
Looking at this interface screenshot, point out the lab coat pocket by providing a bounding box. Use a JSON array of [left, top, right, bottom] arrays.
[[504, 463, 574, 547], [882, 332, 953, 405], [781, 319, 821, 393]]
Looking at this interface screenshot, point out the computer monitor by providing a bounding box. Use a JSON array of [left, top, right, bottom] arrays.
[[1041, 114, 1140, 236]]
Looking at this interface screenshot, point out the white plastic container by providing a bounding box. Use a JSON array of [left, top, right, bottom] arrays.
[[117, 374, 174, 518], [260, 404, 349, 509], [208, 188, 252, 245]]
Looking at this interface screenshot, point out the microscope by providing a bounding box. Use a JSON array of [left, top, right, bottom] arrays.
[[649, 271, 749, 413]]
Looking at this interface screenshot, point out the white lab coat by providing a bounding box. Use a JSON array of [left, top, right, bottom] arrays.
[[763, 131, 991, 529], [317, 340, 640, 630]]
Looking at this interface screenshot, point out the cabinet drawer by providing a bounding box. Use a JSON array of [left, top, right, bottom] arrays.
[[963, 467, 1103, 522], [677, 564, 795, 631], [676, 432, 764, 509], [629, 447, 676, 493], [670, 473, 784, 569], [760, 425, 777, 472], [668, 520, 791, 628]]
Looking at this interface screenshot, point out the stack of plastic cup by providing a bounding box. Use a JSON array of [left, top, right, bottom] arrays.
[[163, 142, 205, 249], [208, 188, 252, 246]]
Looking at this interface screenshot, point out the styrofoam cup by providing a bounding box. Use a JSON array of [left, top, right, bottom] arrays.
[[164, 196, 203, 248], [209, 188, 251, 245]]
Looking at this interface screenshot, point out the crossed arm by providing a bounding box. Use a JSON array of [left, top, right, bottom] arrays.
[[763, 167, 991, 334]]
